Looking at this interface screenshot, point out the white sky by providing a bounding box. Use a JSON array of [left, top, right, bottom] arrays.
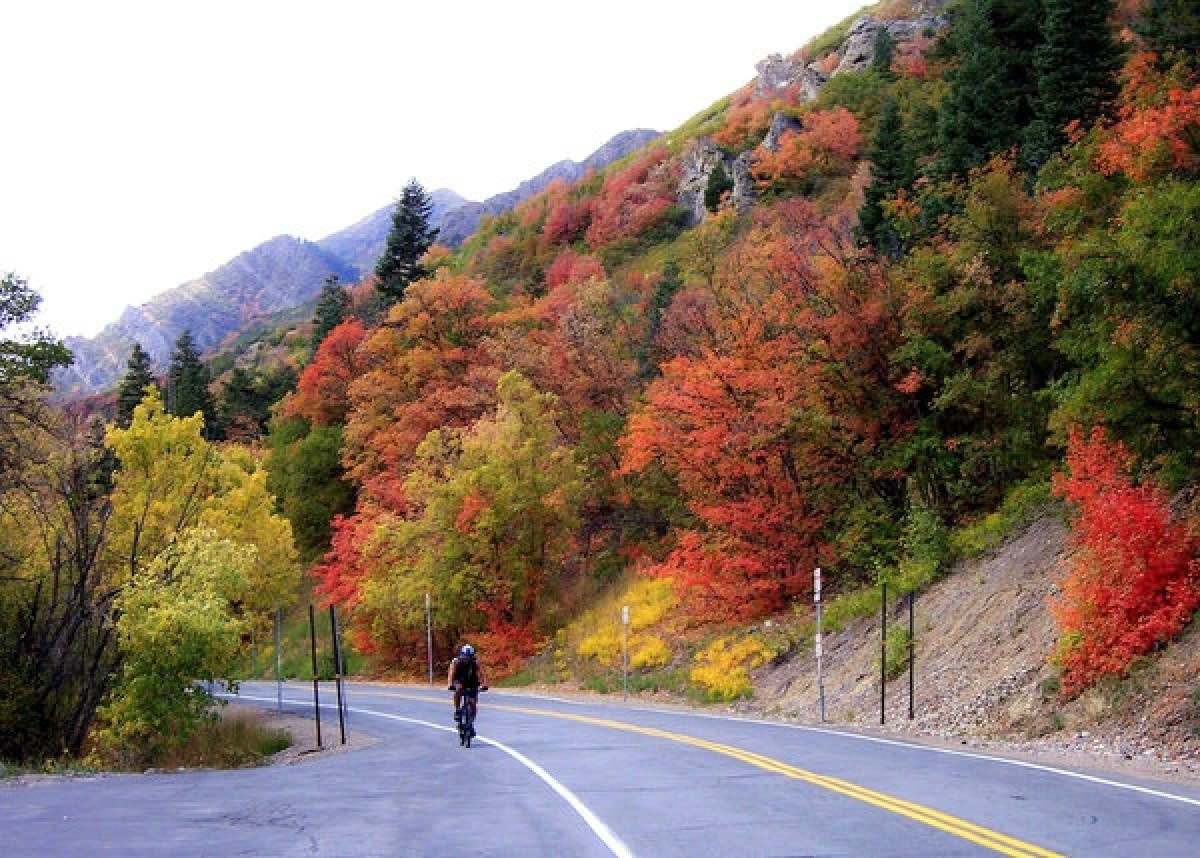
[[1, 1, 867, 338]]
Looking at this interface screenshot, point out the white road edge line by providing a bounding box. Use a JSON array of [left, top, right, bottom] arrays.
[[232, 694, 635, 858]]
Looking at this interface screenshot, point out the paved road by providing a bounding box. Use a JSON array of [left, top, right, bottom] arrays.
[[5, 680, 1199, 856]]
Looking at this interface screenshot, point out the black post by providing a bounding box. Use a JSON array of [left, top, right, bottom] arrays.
[[329, 605, 346, 745], [880, 579, 887, 725], [308, 604, 323, 749], [908, 591, 915, 720]]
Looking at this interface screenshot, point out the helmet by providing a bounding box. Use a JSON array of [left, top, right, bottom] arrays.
[[461, 644, 474, 657]]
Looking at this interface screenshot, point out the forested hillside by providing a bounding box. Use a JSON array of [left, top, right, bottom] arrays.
[[4, 0, 1199, 768], [272, 0, 1199, 689]]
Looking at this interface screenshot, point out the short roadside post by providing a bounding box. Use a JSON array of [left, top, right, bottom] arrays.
[[815, 567, 825, 723], [621, 604, 630, 703], [425, 592, 434, 686]]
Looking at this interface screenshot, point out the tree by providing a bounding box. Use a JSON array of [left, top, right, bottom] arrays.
[[1024, 0, 1122, 173], [218, 364, 296, 442], [266, 416, 355, 561], [0, 417, 116, 763], [166, 330, 219, 437], [375, 178, 439, 306], [115, 342, 156, 429], [0, 272, 72, 387], [857, 96, 916, 258], [871, 24, 896, 77], [1134, 0, 1200, 73], [311, 273, 351, 357], [935, 0, 1043, 180], [704, 162, 733, 212]]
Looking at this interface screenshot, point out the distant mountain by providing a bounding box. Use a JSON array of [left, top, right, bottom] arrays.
[[437, 129, 661, 246], [52, 130, 661, 396]]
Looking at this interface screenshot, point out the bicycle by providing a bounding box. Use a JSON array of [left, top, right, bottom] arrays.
[[449, 684, 487, 747]]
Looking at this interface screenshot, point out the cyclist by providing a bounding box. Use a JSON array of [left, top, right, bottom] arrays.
[[447, 644, 487, 733]]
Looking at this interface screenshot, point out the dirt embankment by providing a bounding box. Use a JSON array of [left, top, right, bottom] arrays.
[[744, 512, 1200, 785]]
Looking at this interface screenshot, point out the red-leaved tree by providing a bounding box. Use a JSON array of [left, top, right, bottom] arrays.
[[1051, 426, 1200, 695]]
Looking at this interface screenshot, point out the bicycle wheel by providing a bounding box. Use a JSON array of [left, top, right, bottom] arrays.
[[463, 704, 473, 748]]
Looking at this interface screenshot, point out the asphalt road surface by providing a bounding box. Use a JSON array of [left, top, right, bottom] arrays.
[[5, 680, 1199, 856]]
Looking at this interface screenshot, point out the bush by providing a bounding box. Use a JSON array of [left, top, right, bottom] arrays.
[[1051, 427, 1200, 696], [689, 636, 771, 702]]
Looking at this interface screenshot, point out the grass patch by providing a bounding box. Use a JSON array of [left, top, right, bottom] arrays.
[[950, 479, 1054, 560], [150, 706, 291, 771]]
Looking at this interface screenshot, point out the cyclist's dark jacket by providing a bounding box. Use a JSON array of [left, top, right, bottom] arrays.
[[451, 655, 481, 689]]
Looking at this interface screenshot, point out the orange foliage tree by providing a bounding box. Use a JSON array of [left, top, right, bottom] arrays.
[[1095, 52, 1200, 181], [1051, 426, 1200, 695], [619, 200, 907, 621], [341, 269, 500, 504], [286, 318, 367, 426]]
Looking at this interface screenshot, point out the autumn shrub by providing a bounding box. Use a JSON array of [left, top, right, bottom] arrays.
[[576, 577, 678, 667], [1050, 426, 1200, 696], [689, 635, 772, 702], [630, 635, 671, 669]]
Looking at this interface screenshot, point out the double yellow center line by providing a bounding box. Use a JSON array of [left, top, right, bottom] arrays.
[[493, 702, 1062, 858]]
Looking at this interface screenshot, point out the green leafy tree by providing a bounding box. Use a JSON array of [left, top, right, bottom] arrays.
[[95, 528, 254, 766], [218, 364, 296, 442], [115, 342, 156, 429], [166, 330, 219, 437], [1024, 0, 1122, 173], [374, 178, 439, 306], [266, 415, 355, 561], [0, 272, 72, 387]]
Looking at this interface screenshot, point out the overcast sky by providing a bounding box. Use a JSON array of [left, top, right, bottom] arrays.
[[2, 1, 867, 339]]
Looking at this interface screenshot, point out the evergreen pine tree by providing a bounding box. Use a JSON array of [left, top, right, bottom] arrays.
[[857, 96, 916, 258], [374, 178, 439, 306], [1134, 0, 1200, 73], [704, 163, 733, 212], [935, 0, 1043, 180], [115, 342, 156, 428], [311, 273, 351, 356], [166, 330, 219, 437], [871, 25, 897, 78], [1024, 0, 1123, 173]]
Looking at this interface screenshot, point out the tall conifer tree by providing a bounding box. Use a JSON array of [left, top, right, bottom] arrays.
[[858, 96, 915, 258], [1024, 0, 1122, 173], [115, 342, 156, 428], [311, 273, 351, 356], [374, 178, 439, 306], [166, 330, 219, 437], [935, 0, 1043, 179]]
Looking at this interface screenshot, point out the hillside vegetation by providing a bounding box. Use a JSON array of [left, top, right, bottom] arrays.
[[4, 0, 1200, 768]]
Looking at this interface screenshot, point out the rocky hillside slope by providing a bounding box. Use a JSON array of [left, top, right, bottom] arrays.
[[745, 511, 1200, 784]]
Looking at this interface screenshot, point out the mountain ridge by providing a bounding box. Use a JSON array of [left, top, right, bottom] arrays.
[[53, 128, 661, 396]]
